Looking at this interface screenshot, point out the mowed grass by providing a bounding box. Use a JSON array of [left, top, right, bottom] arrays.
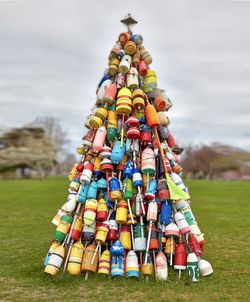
[[0, 177, 249, 302]]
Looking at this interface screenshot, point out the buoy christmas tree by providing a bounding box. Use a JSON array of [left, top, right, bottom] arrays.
[[44, 14, 213, 281]]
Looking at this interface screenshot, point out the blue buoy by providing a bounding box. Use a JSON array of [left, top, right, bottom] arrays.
[[111, 141, 126, 164]]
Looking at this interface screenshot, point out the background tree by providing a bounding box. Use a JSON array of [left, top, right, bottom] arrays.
[[28, 117, 76, 174]]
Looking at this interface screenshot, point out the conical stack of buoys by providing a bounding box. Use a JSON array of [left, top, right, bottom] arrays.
[[43, 14, 213, 282]]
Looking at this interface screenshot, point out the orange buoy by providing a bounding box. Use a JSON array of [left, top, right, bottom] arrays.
[[145, 103, 160, 128], [81, 244, 98, 273]]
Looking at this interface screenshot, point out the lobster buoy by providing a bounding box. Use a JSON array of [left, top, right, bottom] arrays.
[[84, 199, 97, 226], [109, 177, 122, 202], [97, 197, 108, 222], [86, 180, 98, 200], [103, 83, 117, 106], [116, 199, 128, 224], [111, 255, 124, 278], [133, 168, 143, 187], [187, 253, 199, 282], [165, 237, 176, 258], [116, 49, 125, 60], [158, 178, 170, 201], [44, 245, 65, 275], [188, 233, 203, 257], [148, 224, 159, 251], [140, 124, 152, 143], [160, 201, 172, 225], [95, 222, 109, 244], [141, 253, 153, 277], [120, 225, 131, 250], [97, 178, 107, 191], [134, 222, 146, 251], [141, 147, 156, 175], [157, 126, 169, 142], [78, 184, 89, 203], [61, 193, 77, 213], [95, 107, 108, 123], [124, 41, 137, 55], [145, 178, 157, 200], [71, 214, 84, 241], [81, 221, 96, 243], [116, 87, 132, 116], [140, 48, 152, 65], [98, 250, 111, 275], [198, 259, 213, 277], [108, 57, 120, 76], [131, 34, 143, 45], [80, 162, 94, 184], [118, 32, 130, 46], [126, 250, 139, 278], [155, 251, 168, 281], [81, 244, 98, 273], [119, 55, 132, 74], [138, 60, 148, 76], [69, 175, 81, 192], [145, 70, 157, 89], [165, 222, 180, 237], [154, 96, 167, 112], [123, 159, 134, 178], [174, 240, 187, 273], [127, 67, 138, 89], [69, 164, 78, 181], [132, 50, 140, 66], [158, 112, 170, 127], [89, 115, 103, 130], [166, 132, 176, 148], [67, 240, 84, 275], [92, 126, 107, 153], [190, 224, 205, 248], [110, 240, 124, 277], [111, 141, 126, 164], [132, 89, 145, 109], [99, 146, 112, 160], [145, 103, 160, 128], [174, 212, 191, 234], [125, 138, 139, 156], [54, 215, 73, 242], [123, 178, 133, 200], [43, 242, 60, 266], [107, 213, 118, 242]]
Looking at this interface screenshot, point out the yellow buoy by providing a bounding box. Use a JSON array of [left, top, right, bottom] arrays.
[[67, 241, 84, 275], [98, 250, 111, 275], [116, 199, 128, 224]]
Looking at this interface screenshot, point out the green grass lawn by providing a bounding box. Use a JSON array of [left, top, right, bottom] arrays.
[[0, 177, 249, 302]]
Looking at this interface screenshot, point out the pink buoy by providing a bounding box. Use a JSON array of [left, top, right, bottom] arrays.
[[93, 126, 107, 153]]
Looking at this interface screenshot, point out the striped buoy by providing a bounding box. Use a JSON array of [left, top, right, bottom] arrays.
[[98, 250, 111, 275], [126, 250, 139, 278], [54, 215, 73, 242], [44, 245, 65, 275], [67, 241, 84, 275]]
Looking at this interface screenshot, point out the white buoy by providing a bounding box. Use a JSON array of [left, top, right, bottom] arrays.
[[155, 251, 168, 281], [174, 212, 191, 234], [198, 259, 213, 276], [126, 250, 139, 278]]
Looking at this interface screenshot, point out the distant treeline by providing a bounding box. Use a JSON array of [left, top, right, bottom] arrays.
[[181, 144, 250, 180]]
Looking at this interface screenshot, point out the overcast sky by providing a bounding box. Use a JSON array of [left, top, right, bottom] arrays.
[[0, 0, 250, 151]]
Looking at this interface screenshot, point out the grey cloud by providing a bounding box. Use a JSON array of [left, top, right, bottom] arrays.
[[0, 0, 250, 152]]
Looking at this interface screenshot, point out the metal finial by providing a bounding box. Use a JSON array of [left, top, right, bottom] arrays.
[[121, 13, 137, 32]]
